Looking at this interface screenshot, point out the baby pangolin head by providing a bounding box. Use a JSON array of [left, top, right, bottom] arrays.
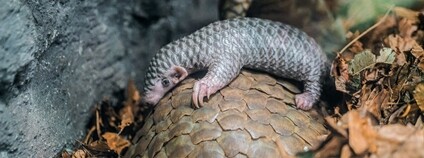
[[142, 64, 188, 106]]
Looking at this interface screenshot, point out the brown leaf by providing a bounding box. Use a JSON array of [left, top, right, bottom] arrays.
[[102, 132, 131, 154], [325, 116, 348, 137], [384, 35, 412, 65], [413, 82, 424, 111], [118, 105, 134, 132], [340, 145, 353, 158], [88, 140, 110, 152], [359, 86, 390, 118], [411, 43, 424, 72], [364, 69, 378, 81], [314, 135, 347, 158], [411, 42, 424, 58], [398, 18, 418, 38], [348, 41, 364, 56], [72, 150, 86, 158], [126, 80, 141, 103], [347, 110, 372, 155], [393, 7, 419, 21], [118, 80, 139, 132], [373, 124, 424, 157], [332, 54, 350, 93], [344, 31, 363, 61]]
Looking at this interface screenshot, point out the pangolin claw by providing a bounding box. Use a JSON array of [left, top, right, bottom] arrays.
[[192, 81, 211, 108]]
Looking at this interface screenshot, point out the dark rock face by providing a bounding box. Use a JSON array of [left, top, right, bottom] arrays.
[[0, 0, 218, 157]]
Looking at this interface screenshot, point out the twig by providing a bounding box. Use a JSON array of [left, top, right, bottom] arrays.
[[84, 126, 96, 144], [338, 5, 395, 55], [96, 107, 102, 139]]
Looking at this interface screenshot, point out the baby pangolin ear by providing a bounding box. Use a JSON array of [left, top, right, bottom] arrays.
[[170, 66, 188, 83]]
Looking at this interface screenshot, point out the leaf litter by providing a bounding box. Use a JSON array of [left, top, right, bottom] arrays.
[[321, 6, 424, 158], [58, 80, 149, 158]]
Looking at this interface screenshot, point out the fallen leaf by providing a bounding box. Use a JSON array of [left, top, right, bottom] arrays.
[[102, 132, 131, 155], [359, 86, 389, 118], [325, 116, 348, 137], [72, 150, 86, 158], [411, 42, 424, 58], [349, 50, 375, 75], [413, 82, 424, 111], [347, 41, 364, 56], [411, 43, 424, 71], [376, 47, 395, 64], [313, 134, 347, 158], [88, 140, 110, 152], [340, 144, 352, 158], [127, 80, 141, 103], [373, 124, 424, 157], [348, 110, 371, 154], [398, 18, 418, 38], [332, 54, 350, 93], [393, 7, 419, 21], [384, 35, 414, 66], [118, 105, 134, 132], [118, 80, 139, 132]]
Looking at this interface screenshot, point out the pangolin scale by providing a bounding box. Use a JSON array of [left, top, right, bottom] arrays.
[[142, 17, 329, 110]]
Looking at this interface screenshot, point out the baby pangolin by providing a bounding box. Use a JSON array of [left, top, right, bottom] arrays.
[[142, 17, 329, 110]]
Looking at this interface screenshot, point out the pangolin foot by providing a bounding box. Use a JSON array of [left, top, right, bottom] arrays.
[[192, 80, 220, 108], [295, 92, 315, 110]]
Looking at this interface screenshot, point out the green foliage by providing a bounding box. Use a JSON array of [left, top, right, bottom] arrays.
[[338, 0, 421, 31]]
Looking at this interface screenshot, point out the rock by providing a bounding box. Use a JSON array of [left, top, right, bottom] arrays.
[[124, 70, 329, 157], [0, 0, 218, 157]]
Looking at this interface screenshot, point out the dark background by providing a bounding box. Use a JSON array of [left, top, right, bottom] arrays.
[[0, 0, 218, 157]]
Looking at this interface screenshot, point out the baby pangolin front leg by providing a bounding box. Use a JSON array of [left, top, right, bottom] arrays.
[[142, 17, 329, 110]]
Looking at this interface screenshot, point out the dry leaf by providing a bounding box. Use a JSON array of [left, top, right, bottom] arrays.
[[376, 47, 395, 64], [384, 35, 411, 65], [88, 140, 110, 152], [72, 150, 86, 158], [332, 54, 350, 93], [118, 80, 139, 132], [325, 116, 348, 137], [340, 145, 352, 158], [348, 41, 364, 56], [398, 18, 418, 38], [349, 50, 375, 75], [413, 83, 424, 111], [118, 105, 134, 132], [411, 42, 424, 58], [102, 132, 131, 155], [314, 135, 347, 158], [373, 124, 424, 157], [348, 110, 373, 154], [393, 7, 419, 21], [127, 80, 141, 103], [384, 35, 415, 53], [411, 43, 424, 71]]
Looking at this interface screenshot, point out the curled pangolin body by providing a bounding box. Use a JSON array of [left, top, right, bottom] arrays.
[[126, 70, 329, 157], [144, 17, 329, 108]]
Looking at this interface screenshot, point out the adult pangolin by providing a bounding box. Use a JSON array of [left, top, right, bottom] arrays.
[[142, 17, 329, 110]]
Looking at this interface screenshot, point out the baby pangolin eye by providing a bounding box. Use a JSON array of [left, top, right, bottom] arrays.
[[161, 78, 170, 87]]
